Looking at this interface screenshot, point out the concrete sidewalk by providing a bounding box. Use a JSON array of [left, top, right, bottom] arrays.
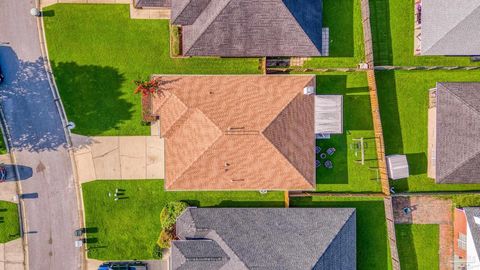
[[72, 135, 164, 183], [0, 239, 25, 270]]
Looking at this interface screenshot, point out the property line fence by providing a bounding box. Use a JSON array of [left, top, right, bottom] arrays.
[[360, 0, 401, 269]]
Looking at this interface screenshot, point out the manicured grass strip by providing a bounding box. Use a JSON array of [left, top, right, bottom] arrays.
[[303, 0, 365, 68], [82, 180, 283, 260], [291, 196, 392, 270], [43, 4, 260, 136], [0, 201, 20, 243], [377, 70, 480, 192], [0, 129, 7, 154], [370, 0, 479, 66], [396, 224, 439, 270]]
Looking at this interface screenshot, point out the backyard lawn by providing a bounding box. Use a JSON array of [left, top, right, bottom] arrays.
[[291, 196, 392, 270], [369, 0, 480, 66], [377, 70, 480, 192], [82, 180, 283, 260], [0, 201, 20, 243], [43, 4, 260, 136], [314, 72, 381, 192], [396, 224, 439, 270], [303, 0, 365, 68]]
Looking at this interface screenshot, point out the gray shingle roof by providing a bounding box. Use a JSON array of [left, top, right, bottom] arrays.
[[464, 208, 480, 259], [171, 0, 323, 57], [134, 0, 171, 8], [421, 0, 480, 55], [172, 208, 356, 270], [435, 82, 480, 183]]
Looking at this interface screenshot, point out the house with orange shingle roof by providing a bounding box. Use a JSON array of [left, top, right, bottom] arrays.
[[148, 75, 322, 191]]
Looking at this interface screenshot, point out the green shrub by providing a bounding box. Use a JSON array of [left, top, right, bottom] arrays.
[[157, 229, 175, 249], [151, 243, 163, 259], [160, 201, 188, 230]]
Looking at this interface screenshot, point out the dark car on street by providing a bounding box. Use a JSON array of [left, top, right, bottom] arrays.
[[0, 66, 4, 83], [98, 261, 147, 270]]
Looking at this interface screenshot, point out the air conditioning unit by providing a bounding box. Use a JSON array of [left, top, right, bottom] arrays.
[[303, 86, 315, 95]]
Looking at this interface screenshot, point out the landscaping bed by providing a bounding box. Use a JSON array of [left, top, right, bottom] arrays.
[[395, 224, 439, 270], [313, 72, 381, 192], [43, 4, 260, 136], [0, 201, 20, 243], [303, 0, 365, 68], [291, 196, 392, 270], [82, 180, 283, 260], [377, 70, 480, 192], [370, 0, 480, 66]]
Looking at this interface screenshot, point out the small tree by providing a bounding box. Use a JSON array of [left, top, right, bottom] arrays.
[[156, 201, 189, 249], [133, 77, 166, 96]]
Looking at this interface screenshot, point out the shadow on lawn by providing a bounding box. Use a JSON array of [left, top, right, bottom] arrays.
[[51, 61, 131, 135], [396, 225, 419, 270], [323, 0, 354, 57], [291, 197, 390, 270], [369, 0, 393, 65]]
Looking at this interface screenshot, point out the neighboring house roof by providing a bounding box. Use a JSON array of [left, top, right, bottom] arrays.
[[134, 0, 171, 8], [421, 0, 480, 55], [150, 75, 316, 191], [435, 82, 480, 183], [172, 207, 356, 270], [464, 208, 480, 259], [170, 0, 323, 57]]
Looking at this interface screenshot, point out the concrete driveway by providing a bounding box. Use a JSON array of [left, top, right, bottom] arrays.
[[72, 135, 164, 182]]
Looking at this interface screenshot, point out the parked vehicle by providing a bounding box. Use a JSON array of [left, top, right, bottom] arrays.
[[98, 261, 147, 270], [0, 166, 7, 182], [0, 66, 4, 84]]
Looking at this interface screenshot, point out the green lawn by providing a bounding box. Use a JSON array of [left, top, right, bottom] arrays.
[[291, 196, 392, 270], [370, 0, 480, 66], [303, 0, 365, 68], [43, 4, 260, 136], [0, 201, 20, 243], [313, 72, 381, 192], [377, 70, 480, 192], [0, 129, 7, 154], [396, 224, 439, 270], [82, 180, 283, 260]]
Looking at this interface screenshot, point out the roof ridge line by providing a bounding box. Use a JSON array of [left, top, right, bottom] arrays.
[[445, 83, 480, 117], [183, 0, 233, 55], [174, 0, 193, 23], [167, 109, 223, 188], [441, 150, 480, 182], [425, 5, 480, 53], [279, 1, 322, 55]]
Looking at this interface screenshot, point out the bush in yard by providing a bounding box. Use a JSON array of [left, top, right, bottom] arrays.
[[157, 201, 188, 249]]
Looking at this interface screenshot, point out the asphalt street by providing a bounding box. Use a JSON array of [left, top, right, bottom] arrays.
[[0, 1, 83, 269]]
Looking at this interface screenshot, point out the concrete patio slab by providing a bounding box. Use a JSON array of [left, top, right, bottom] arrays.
[[72, 135, 164, 182]]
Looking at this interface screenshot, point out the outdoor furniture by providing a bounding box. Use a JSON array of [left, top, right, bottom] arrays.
[[324, 160, 333, 169], [320, 153, 327, 159], [315, 146, 321, 154], [315, 160, 321, 168], [326, 147, 336, 156]]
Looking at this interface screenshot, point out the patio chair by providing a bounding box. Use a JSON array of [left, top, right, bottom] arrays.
[[315, 146, 321, 154], [315, 160, 321, 168], [324, 160, 333, 169], [320, 153, 327, 159], [326, 147, 336, 156]]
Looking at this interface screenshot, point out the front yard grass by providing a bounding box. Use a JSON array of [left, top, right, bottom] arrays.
[[82, 180, 283, 260], [396, 224, 439, 270], [0, 201, 20, 243], [370, 0, 480, 66], [313, 72, 381, 192], [43, 4, 260, 136], [377, 70, 480, 192], [303, 0, 365, 68], [291, 196, 392, 270]]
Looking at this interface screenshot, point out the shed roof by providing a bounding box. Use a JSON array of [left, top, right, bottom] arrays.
[[435, 82, 480, 183], [151, 75, 316, 190], [172, 207, 356, 270], [171, 0, 323, 57], [315, 95, 343, 134], [421, 0, 480, 55], [386, 155, 409, 180]]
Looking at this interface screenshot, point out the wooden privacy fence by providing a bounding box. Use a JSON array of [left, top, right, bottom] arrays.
[[360, 0, 401, 269]]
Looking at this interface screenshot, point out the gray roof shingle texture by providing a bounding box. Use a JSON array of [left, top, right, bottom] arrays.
[[172, 208, 356, 270], [435, 82, 480, 183], [464, 208, 480, 259], [134, 0, 171, 8], [171, 0, 323, 57], [421, 0, 480, 55]]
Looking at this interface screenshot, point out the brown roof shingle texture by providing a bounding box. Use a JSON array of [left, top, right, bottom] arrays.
[[151, 75, 316, 190]]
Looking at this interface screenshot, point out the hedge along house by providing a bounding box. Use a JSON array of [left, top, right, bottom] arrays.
[[170, 208, 356, 270], [169, 0, 326, 57], [414, 0, 480, 56], [427, 82, 480, 184], [146, 75, 321, 191]]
